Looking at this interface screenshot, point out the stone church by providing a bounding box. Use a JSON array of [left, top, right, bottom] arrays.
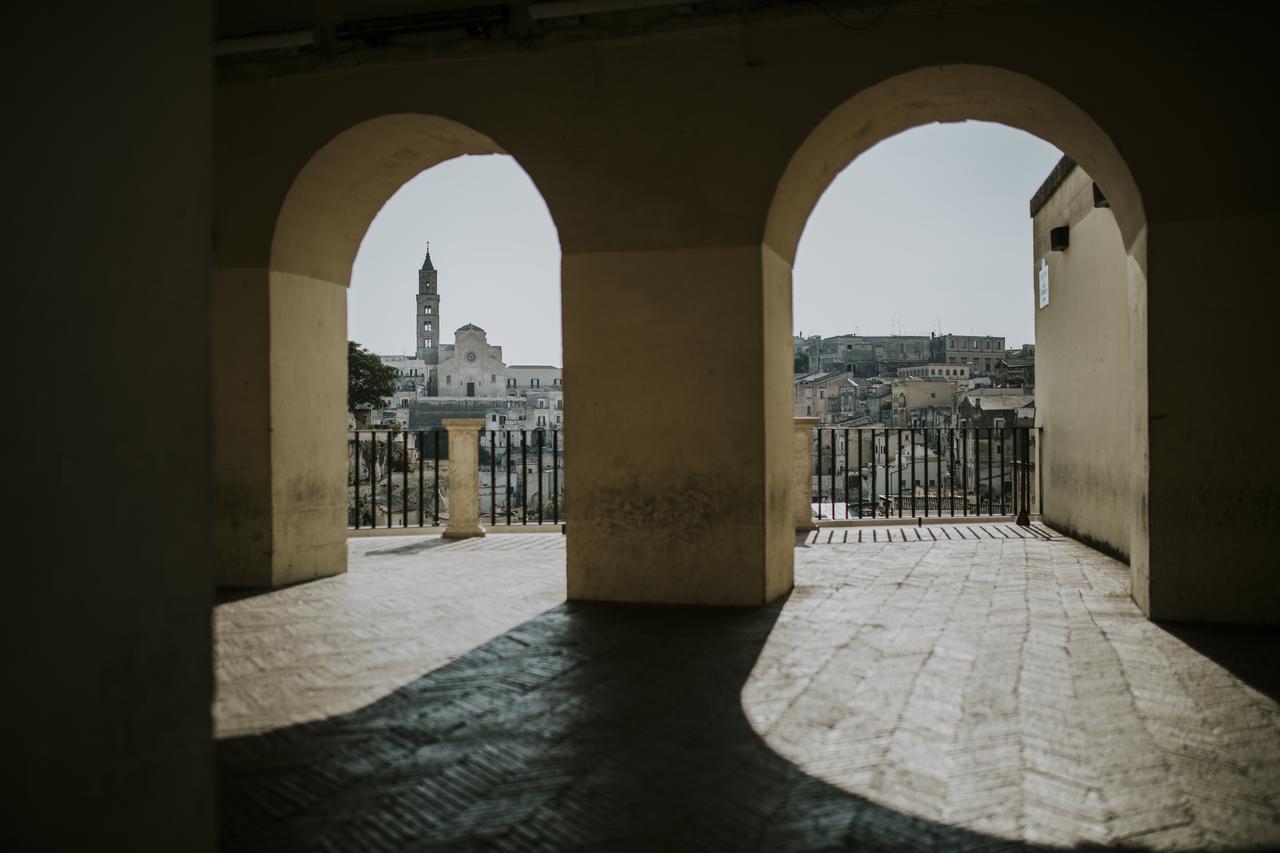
[[436, 322, 505, 397], [384, 243, 556, 399]]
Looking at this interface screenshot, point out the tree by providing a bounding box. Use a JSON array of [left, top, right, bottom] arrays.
[[348, 340, 398, 412]]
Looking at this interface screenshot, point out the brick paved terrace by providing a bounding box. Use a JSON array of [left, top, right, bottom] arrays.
[[216, 527, 1280, 851]]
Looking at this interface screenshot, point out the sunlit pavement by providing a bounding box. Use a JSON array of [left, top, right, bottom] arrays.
[[217, 528, 1280, 851]]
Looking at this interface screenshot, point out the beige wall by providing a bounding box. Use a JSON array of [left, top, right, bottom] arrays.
[[1146, 215, 1275, 621], [17, 3, 1280, 848], [563, 246, 792, 604], [212, 267, 273, 585], [212, 3, 1278, 620], [269, 273, 349, 584], [1034, 166, 1132, 560], [12, 3, 214, 849], [897, 379, 954, 411]]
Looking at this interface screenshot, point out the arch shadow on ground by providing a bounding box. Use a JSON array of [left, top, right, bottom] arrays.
[[221, 599, 1110, 852]]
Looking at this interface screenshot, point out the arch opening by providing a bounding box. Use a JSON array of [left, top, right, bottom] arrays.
[[766, 64, 1151, 611], [344, 154, 564, 531], [751, 65, 1159, 845], [214, 113, 564, 589]]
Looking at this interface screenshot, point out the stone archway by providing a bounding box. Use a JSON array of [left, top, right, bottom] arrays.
[[764, 65, 1153, 612], [214, 114, 557, 588]]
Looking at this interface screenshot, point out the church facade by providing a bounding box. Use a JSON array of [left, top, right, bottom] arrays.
[[378, 243, 562, 405], [436, 323, 505, 397]]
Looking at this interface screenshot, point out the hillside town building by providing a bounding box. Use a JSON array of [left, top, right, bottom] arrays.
[[371, 244, 563, 430]]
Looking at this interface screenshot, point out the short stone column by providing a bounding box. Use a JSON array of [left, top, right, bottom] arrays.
[[442, 418, 486, 539], [794, 417, 819, 532]]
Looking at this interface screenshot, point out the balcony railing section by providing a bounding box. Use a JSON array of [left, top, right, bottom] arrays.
[[808, 426, 1038, 522], [347, 428, 565, 530]]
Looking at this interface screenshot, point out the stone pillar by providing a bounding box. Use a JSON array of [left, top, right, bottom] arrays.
[[443, 418, 486, 539], [212, 268, 348, 588], [563, 245, 794, 606], [794, 418, 819, 532]]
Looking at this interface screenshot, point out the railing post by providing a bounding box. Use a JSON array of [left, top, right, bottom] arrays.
[[1016, 427, 1031, 526], [1035, 426, 1043, 517], [442, 418, 486, 539], [794, 417, 819, 532]]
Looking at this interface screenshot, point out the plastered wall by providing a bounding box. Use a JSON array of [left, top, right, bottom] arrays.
[[212, 2, 1278, 620], [1033, 166, 1132, 560], [11, 4, 214, 849]]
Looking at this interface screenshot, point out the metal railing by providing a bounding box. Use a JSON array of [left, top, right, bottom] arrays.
[[479, 427, 564, 527], [809, 426, 1037, 523], [347, 428, 564, 530]]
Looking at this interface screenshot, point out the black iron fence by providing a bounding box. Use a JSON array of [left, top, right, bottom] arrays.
[[478, 426, 564, 527], [347, 428, 565, 530], [809, 426, 1037, 522]]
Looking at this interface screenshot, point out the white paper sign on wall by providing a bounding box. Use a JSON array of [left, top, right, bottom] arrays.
[[1038, 258, 1049, 309]]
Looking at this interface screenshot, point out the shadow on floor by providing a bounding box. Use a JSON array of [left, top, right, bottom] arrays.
[[219, 601, 1084, 853], [1156, 621, 1280, 703], [215, 587, 278, 605], [363, 537, 464, 557]]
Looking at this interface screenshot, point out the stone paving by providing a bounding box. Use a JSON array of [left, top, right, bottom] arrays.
[[216, 528, 1280, 851], [215, 534, 567, 738]]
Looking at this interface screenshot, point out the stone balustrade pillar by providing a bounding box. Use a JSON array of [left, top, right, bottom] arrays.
[[794, 417, 819, 532], [443, 418, 486, 539]]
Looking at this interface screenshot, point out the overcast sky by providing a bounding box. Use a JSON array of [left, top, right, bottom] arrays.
[[349, 155, 563, 364], [349, 121, 1061, 361], [794, 121, 1061, 346]]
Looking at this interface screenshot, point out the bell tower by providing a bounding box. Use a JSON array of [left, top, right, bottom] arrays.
[[415, 243, 440, 392]]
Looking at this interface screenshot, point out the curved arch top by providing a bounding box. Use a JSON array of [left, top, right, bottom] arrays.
[[765, 65, 1147, 267], [270, 113, 512, 287]]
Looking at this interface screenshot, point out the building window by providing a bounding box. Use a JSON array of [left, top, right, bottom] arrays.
[[537, 416, 546, 426], [506, 378, 516, 388], [531, 378, 540, 388], [556, 415, 562, 424], [491, 374, 496, 383], [553, 378, 561, 386], [425, 339, 433, 348], [425, 306, 433, 315], [446, 375, 451, 385]]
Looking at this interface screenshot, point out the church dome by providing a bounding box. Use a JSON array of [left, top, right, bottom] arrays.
[[457, 323, 485, 332]]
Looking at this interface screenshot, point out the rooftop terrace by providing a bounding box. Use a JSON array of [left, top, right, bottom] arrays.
[[216, 528, 1280, 851]]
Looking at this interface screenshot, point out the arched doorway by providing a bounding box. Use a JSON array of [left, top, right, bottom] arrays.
[[213, 113, 562, 588], [766, 65, 1151, 611]]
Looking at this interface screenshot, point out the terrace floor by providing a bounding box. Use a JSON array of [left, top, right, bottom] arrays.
[[216, 527, 1280, 851]]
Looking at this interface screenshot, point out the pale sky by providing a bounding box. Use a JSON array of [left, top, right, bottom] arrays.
[[794, 121, 1061, 347], [349, 122, 1061, 359], [349, 155, 563, 365]]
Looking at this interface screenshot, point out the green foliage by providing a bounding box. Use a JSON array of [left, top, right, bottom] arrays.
[[794, 352, 809, 373], [348, 340, 398, 413]]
